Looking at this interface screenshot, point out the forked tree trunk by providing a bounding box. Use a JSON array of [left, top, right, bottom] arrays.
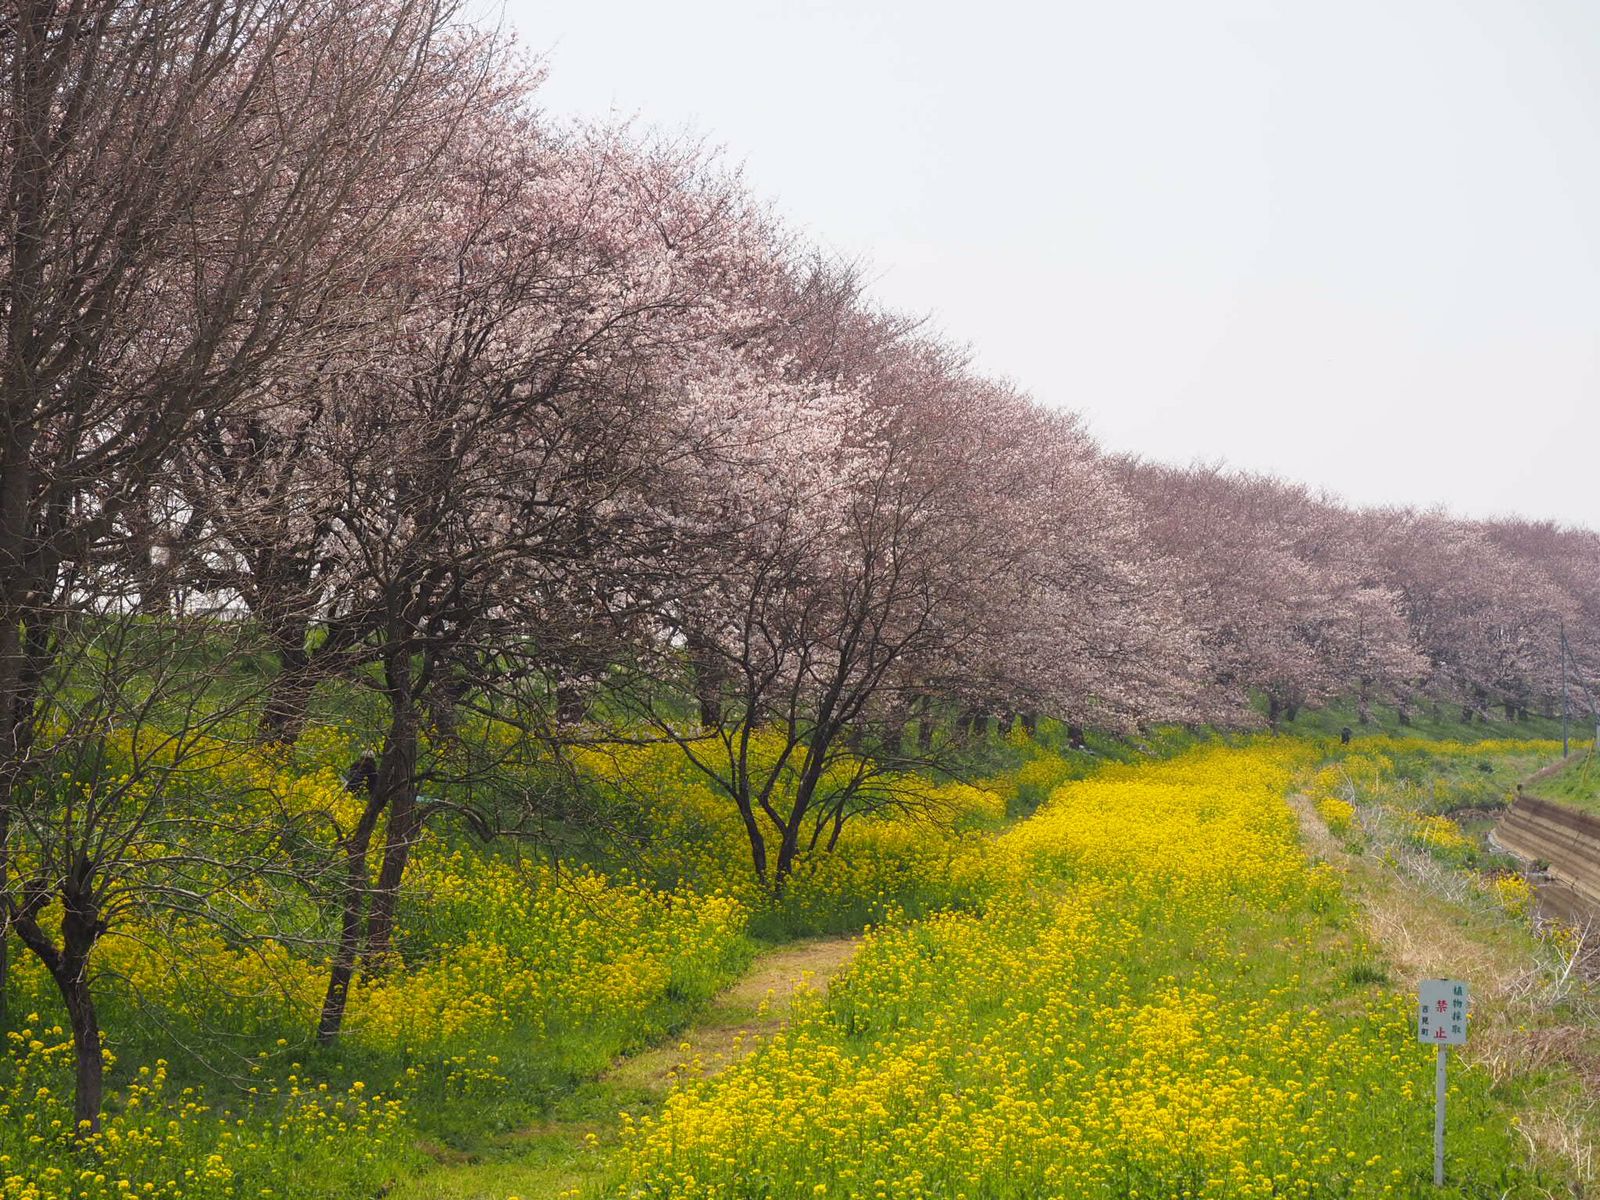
[[12, 884, 104, 1133], [773, 822, 803, 891], [825, 808, 846, 852]]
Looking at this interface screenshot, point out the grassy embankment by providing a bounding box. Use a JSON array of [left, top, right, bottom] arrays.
[[3, 716, 1127, 1199], [1523, 742, 1600, 818], [592, 741, 1567, 1199], [4, 709, 1587, 1200], [1302, 739, 1599, 1191]]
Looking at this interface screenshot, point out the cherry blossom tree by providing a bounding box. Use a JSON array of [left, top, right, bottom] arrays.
[[0, 0, 492, 1127], [1360, 510, 1573, 722], [1116, 464, 1426, 728]]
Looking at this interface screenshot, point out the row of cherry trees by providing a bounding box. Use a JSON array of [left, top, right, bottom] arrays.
[[1116, 464, 1599, 729], [4, 1, 1598, 1128]]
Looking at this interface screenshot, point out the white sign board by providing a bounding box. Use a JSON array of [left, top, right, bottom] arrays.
[[1417, 978, 1468, 1046]]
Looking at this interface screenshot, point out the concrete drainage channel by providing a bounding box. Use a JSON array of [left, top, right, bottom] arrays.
[[1492, 795, 1600, 929]]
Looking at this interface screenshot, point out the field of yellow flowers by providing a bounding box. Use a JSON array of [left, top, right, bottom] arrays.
[[0, 724, 759, 1200], [1, 726, 1062, 1199], [4, 731, 1563, 1199], [613, 744, 1537, 1199]]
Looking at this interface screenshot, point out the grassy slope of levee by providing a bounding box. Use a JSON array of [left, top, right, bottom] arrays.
[[1523, 743, 1600, 819], [381, 712, 1588, 1200], [1302, 740, 1599, 1192], [387, 937, 863, 1200], [598, 742, 1554, 1198], [1274, 695, 1571, 746], [1, 690, 1571, 1200]]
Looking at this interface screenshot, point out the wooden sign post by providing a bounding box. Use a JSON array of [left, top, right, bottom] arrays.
[[1417, 979, 1468, 1187]]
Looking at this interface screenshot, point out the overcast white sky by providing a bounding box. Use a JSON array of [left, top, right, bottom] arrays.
[[500, 0, 1600, 526]]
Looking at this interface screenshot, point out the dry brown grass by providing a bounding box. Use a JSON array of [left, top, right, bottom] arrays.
[[1292, 792, 1600, 1195]]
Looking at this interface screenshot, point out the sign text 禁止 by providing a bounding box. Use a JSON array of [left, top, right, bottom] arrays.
[[1417, 978, 1467, 1045]]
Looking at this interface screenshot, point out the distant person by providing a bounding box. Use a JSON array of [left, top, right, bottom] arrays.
[[345, 750, 377, 796], [1340, 726, 1352, 746]]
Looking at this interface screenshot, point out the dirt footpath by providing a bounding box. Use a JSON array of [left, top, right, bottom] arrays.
[[607, 935, 860, 1089]]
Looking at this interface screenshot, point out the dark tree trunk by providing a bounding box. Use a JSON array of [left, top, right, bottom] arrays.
[[1266, 694, 1282, 734], [972, 713, 990, 738], [1503, 700, 1517, 722], [259, 638, 316, 744], [997, 712, 1014, 736], [1066, 724, 1087, 750], [362, 710, 421, 967], [734, 791, 768, 887], [428, 663, 468, 735], [60, 960, 102, 1133], [316, 780, 388, 1045], [1021, 711, 1038, 738], [1396, 702, 1411, 726], [13, 884, 104, 1132], [1284, 701, 1299, 723], [884, 711, 909, 753], [554, 679, 589, 729], [0, 805, 8, 1030], [0, 623, 31, 1025], [1516, 705, 1529, 722], [687, 635, 724, 730]]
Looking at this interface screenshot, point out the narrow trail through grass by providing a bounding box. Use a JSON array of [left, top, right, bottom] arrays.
[[389, 936, 861, 1200]]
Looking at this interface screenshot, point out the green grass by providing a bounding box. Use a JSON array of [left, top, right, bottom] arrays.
[[4, 697, 1578, 1200], [1305, 742, 1600, 1190], [1279, 695, 1570, 745], [1523, 744, 1600, 818], [604, 745, 1547, 1198]]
